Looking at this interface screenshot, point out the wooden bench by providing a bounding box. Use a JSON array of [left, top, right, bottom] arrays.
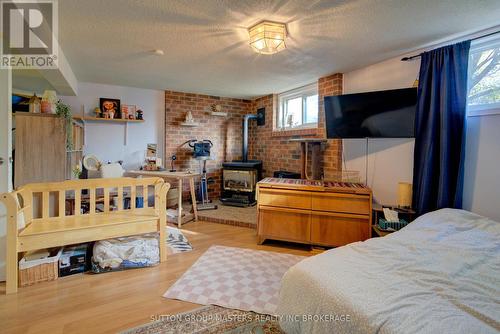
[[1, 177, 170, 294]]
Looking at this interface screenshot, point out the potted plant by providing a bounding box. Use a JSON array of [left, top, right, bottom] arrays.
[[56, 100, 73, 150]]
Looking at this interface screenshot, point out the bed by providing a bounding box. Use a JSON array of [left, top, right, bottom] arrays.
[[277, 209, 500, 334]]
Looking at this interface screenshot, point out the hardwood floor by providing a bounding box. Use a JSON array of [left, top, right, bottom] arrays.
[[0, 222, 314, 334]]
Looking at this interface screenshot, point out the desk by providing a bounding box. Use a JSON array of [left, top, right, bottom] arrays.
[[127, 170, 200, 227]]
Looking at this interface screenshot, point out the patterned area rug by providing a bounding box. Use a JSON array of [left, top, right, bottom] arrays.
[[167, 226, 193, 253], [121, 305, 284, 334], [164, 245, 305, 315]]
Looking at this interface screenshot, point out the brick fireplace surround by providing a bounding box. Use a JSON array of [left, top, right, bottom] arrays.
[[165, 73, 343, 199]]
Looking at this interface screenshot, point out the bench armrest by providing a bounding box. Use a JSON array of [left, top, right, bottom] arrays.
[[1, 192, 22, 231]]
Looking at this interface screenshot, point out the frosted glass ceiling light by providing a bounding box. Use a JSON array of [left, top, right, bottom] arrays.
[[248, 21, 287, 55]]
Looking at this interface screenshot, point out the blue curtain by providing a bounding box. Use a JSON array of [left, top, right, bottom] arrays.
[[412, 41, 471, 216]]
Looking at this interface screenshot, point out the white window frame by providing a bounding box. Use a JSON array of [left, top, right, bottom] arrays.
[[276, 83, 319, 130], [467, 34, 500, 117]]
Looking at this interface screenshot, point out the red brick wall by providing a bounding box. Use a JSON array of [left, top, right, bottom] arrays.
[[318, 73, 343, 179], [165, 91, 252, 197], [248, 95, 303, 176], [165, 73, 343, 199], [248, 73, 343, 179]]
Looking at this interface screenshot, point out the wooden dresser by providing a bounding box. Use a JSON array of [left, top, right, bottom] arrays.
[[256, 178, 372, 247]]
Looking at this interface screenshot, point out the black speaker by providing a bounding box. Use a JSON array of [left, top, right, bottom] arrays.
[[257, 107, 265, 126]]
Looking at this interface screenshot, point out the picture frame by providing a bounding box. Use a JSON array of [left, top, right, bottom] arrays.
[[99, 98, 121, 119], [121, 104, 137, 120], [12, 93, 31, 113]]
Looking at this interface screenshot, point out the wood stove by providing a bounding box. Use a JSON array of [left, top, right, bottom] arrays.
[[223, 169, 257, 193], [221, 160, 262, 206], [221, 114, 263, 207]]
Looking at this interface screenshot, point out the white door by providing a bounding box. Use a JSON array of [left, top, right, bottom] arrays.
[[0, 68, 13, 281]]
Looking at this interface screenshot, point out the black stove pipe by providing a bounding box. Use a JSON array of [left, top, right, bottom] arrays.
[[242, 114, 258, 162]]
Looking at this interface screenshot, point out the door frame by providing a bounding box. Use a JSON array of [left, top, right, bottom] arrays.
[[0, 68, 13, 281]]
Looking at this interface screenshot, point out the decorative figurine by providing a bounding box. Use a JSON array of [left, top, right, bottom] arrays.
[[136, 109, 144, 120], [94, 107, 101, 118], [28, 93, 41, 113], [185, 111, 195, 124]]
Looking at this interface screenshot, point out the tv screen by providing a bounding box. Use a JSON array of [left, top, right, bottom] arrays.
[[324, 87, 417, 138]]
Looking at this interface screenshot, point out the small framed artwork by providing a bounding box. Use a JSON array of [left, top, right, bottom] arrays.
[[12, 93, 31, 113], [100, 98, 121, 119], [121, 104, 137, 120]]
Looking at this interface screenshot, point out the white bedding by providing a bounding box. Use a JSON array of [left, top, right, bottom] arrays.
[[277, 209, 500, 334]]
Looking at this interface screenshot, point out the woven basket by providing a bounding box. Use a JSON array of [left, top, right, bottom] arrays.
[[18, 248, 61, 287], [19, 262, 58, 287]]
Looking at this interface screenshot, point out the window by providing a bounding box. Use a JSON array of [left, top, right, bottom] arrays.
[[467, 34, 500, 116], [277, 83, 318, 130]]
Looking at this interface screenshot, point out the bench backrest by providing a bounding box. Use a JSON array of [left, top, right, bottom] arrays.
[[12, 177, 168, 223]]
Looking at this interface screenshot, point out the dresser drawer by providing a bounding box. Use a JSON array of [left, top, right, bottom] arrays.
[[258, 206, 310, 243], [258, 188, 311, 210], [311, 212, 370, 247], [311, 192, 370, 214]]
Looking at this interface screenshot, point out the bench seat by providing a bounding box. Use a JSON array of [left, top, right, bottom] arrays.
[[18, 212, 161, 252], [1, 177, 169, 293], [21, 212, 160, 236]]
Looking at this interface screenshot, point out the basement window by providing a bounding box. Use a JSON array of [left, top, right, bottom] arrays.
[[277, 83, 318, 130], [467, 34, 500, 116]]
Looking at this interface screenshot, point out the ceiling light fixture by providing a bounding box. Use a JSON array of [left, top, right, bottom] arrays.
[[248, 21, 287, 55]]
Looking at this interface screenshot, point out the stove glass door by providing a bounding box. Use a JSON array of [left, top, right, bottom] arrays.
[[223, 169, 256, 192]]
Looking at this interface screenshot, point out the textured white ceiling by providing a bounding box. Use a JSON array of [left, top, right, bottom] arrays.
[[58, 0, 500, 98]]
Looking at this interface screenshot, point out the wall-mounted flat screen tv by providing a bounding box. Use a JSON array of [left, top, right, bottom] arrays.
[[324, 87, 417, 138]]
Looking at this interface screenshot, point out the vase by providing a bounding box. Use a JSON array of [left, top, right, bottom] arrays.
[[41, 101, 54, 114]]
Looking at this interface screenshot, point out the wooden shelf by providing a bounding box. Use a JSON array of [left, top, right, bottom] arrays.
[[180, 122, 199, 127], [211, 111, 228, 117], [73, 116, 144, 123], [288, 138, 327, 143], [14, 112, 59, 118]]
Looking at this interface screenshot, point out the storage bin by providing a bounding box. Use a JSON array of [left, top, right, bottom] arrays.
[[59, 243, 92, 277], [18, 248, 62, 287], [166, 188, 179, 208], [377, 218, 409, 231]]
